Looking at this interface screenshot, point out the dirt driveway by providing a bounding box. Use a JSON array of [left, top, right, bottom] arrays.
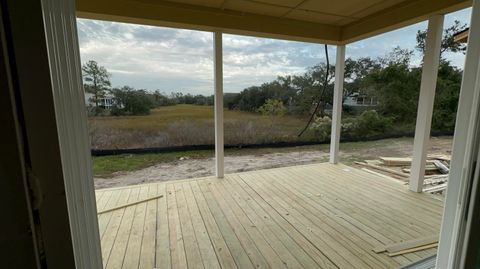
[[94, 136, 453, 189]]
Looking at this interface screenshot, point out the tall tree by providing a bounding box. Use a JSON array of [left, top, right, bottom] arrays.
[[416, 20, 467, 56], [82, 60, 111, 111], [344, 57, 381, 100]]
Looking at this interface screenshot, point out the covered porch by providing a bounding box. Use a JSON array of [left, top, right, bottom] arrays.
[[34, 0, 480, 267], [96, 163, 443, 269]]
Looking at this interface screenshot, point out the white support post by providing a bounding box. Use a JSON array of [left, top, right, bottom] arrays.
[[330, 45, 346, 164], [214, 31, 224, 178], [437, 0, 480, 267], [409, 15, 444, 192]]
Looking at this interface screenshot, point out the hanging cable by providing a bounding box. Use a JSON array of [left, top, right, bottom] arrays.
[[298, 44, 330, 137]]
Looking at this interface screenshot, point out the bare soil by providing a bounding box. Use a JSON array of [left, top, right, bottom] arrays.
[[94, 136, 453, 189]]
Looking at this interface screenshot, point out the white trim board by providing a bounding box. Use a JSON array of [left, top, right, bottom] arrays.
[[437, 0, 480, 267], [41, 0, 103, 267]]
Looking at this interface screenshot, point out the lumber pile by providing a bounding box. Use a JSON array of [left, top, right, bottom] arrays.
[[355, 154, 451, 194]]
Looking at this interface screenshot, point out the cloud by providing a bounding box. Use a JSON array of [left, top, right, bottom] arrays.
[[76, 7, 470, 95]]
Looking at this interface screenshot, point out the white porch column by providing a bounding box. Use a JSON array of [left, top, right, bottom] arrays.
[[409, 15, 444, 192], [214, 31, 224, 178], [330, 45, 346, 164], [437, 0, 480, 267]]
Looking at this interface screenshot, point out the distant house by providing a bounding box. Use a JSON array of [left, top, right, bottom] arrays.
[[84, 92, 114, 109], [343, 92, 378, 112]]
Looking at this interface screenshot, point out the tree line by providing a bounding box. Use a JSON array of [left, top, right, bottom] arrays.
[[83, 21, 465, 133]]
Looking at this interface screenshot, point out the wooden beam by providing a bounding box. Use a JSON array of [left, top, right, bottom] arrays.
[[409, 15, 444, 193], [341, 0, 469, 43], [76, 0, 341, 44], [388, 243, 439, 257], [97, 194, 164, 214], [214, 32, 224, 178], [329, 45, 345, 164], [437, 1, 480, 267], [354, 162, 409, 178]]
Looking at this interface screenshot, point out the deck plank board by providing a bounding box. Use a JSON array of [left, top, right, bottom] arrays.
[[139, 184, 159, 269], [155, 183, 171, 269], [122, 185, 149, 269], [105, 187, 141, 269], [101, 188, 133, 265], [181, 182, 222, 269]]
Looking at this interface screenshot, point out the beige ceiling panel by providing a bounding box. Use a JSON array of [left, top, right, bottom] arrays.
[[223, 0, 290, 16], [351, 0, 407, 18], [253, 0, 305, 8], [300, 0, 384, 17], [164, 0, 224, 8], [286, 9, 347, 24]]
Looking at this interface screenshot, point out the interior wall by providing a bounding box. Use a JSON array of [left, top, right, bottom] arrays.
[[0, 3, 39, 267], [0, 0, 76, 267]]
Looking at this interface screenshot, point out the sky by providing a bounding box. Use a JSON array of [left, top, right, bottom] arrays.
[[76, 8, 471, 95]]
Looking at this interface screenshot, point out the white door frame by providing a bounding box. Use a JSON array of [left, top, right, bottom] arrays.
[[41, 0, 102, 268], [437, 0, 480, 267]]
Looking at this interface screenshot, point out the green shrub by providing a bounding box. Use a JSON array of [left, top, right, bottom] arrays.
[[342, 110, 393, 138], [310, 116, 332, 141], [356, 110, 392, 135]]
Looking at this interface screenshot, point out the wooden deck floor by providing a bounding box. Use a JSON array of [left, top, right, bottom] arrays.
[[95, 163, 444, 269]]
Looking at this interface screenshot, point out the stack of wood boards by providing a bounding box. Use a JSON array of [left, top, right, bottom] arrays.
[[373, 235, 439, 257], [355, 155, 451, 194], [379, 157, 432, 166]]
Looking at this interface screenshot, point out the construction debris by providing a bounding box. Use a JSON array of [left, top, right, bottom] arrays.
[[424, 183, 448, 194], [433, 160, 450, 174], [356, 154, 451, 195], [373, 235, 439, 256], [97, 194, 164, 214], [379, 157, 434, 167], [402, 165, 439, 174], [387, 243, 438, 257], [354, 161, 409, 178]]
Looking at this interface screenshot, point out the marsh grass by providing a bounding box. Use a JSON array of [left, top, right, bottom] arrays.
[[88, 104, 311, 149]]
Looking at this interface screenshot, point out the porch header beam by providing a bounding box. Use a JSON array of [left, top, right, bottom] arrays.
[[341, 0, 469, 43]]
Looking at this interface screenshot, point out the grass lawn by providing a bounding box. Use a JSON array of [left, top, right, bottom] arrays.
[[92, 150, 214, 177]]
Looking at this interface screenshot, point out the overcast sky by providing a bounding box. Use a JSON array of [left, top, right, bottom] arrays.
[[76, 8, 471, 95]]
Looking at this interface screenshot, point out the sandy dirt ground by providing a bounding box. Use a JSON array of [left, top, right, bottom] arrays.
[[94, 136, 453, 189]]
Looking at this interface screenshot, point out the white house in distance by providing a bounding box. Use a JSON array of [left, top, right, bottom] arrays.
[[84, 92, 114, 109], [343, 92, 379, 111]]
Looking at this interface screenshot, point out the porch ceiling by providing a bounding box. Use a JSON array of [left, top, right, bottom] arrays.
[[76, 0, 471, 44]]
